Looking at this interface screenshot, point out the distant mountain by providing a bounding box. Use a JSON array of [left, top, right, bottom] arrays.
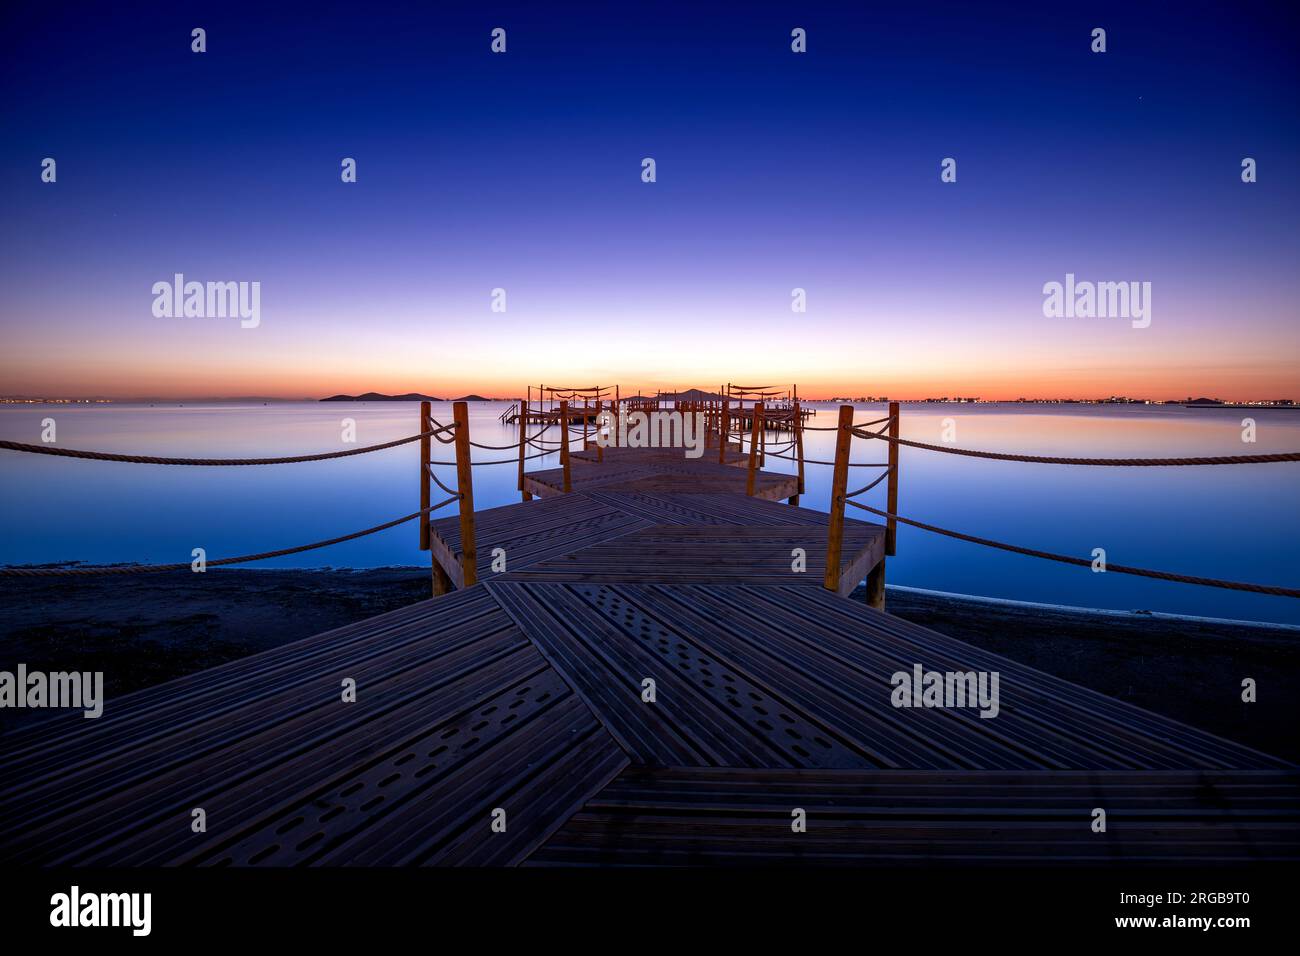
[[451, 394, 491, 402], [321, 392, 444, 402], [659, 387, 728, 402]]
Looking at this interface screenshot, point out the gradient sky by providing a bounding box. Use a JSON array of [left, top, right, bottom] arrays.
[[2, 1, 1297, 400]]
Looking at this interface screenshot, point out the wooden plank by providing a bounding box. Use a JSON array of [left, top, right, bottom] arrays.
[[528, 766, 1300, 865], [487, 582, 791, 768]]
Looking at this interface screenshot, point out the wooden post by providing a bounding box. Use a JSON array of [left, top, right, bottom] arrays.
[[614, 386, 620, 447], [452, 401, 477, 587], [432, 552, 452, 596], [745, 401, 763, 496], [559, 400, 572, 492], [866, 558, 886, 610], [719, 399, 730, 464], [823, 404, 854, 592], [419, 401, 431, 551], [791, 399, 804, 505], [595, 399, 604, 462], [886, 401, 900, 556], [517, 401, 531, 502]]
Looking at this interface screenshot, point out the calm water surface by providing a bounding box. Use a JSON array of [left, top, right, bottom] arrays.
[[2, 401, 1297, 624]]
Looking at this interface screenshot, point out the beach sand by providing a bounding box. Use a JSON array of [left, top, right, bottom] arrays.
[[2, 568, 1296, 761]]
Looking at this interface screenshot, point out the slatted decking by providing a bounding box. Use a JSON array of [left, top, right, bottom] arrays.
[[3, 446, 1295, 866], [431, 491, 884, 596], [1, 578, 1293, 866], [523, 453, 800, 501]]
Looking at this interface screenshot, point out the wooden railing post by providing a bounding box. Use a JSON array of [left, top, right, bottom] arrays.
[[719, 399, 730, 464], [559, 400, 572, 492], [823, 404, 854, 592], [886, 400, 900, 556], [745, 401, 763, 496], [452, 401, 477, 587], [792, 399, 805, 505], [595, 399, 604, 462], [517, 400, 532, 502], [419, 401, 431, 551]]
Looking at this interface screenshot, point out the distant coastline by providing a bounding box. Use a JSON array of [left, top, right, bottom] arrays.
[[320, 392, 495, 402], [4, 394, 1296, 407]]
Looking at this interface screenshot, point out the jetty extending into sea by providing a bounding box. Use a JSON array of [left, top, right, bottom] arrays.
[[1, 384, 1296, 866]]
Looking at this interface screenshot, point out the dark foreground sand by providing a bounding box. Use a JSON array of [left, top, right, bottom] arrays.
[[2, 568, 1296, 761]]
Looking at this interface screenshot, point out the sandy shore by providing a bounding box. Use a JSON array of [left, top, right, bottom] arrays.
[[3, 568, 1296, 761]]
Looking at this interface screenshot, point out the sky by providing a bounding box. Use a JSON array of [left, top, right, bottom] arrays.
[[1, 1, 1297, 401]]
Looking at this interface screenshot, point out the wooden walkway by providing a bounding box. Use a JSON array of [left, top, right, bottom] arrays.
[[2, 445, 1295, 866]]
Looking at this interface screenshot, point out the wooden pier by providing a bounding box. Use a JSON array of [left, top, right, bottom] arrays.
[[1, 389, 1296, 867]]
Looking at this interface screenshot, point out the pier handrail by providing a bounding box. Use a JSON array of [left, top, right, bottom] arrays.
[[824, 402, 902, 593], [846, 501, 1300, 599], [0, 428, 452, 466], [0, 498, 461, 577], [418, 401, 477, 589]]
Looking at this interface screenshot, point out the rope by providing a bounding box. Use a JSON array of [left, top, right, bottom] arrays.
[[851, 422, 891, 439], [764, 448, 887, 467], [0, 428, 451, 466], [428, 446, 555, 466], [845, 502, 1300, 598], [425, 465, 461, 497], [855, 433, 1300, 466], [0, 496, 461, 577], [844, 470, 891, 497]]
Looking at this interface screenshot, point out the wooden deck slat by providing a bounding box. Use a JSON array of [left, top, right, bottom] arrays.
[[0, 589, 514, 801], [494, 524, 884, 590], [744, 585, 1290, 770], [527, 766, 1300, 865]]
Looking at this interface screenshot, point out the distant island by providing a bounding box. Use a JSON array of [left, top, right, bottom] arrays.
[[321, 392, 445, 402], [452, 394, 491, 402]]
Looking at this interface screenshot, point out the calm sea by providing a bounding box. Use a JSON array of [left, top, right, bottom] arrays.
[[2, 401, 1297, 624]]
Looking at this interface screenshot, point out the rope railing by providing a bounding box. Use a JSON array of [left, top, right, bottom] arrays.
[[0, 496, 460, 577], [818, 400, 1297, 607], [0, 425, 454, 466], [845, 502, 1300, 599], [824, 402, 901, 600], [855, 432, 1300, 466]]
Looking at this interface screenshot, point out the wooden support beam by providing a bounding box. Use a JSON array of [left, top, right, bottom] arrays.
[[595, 399, 604, 462], [432, 551, 453, 597], [866, 558, 886, 610], [794, 398, 805, 499], [719, 399, 730, 464], [559, 400, 572, 493], [419, 401, 431, 551], [745, 401, 763, 496], [517, 401, 530, 501], [823, 404, 854, 591], [452, 401, 478, 587], [886, 400, 900, 556]]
